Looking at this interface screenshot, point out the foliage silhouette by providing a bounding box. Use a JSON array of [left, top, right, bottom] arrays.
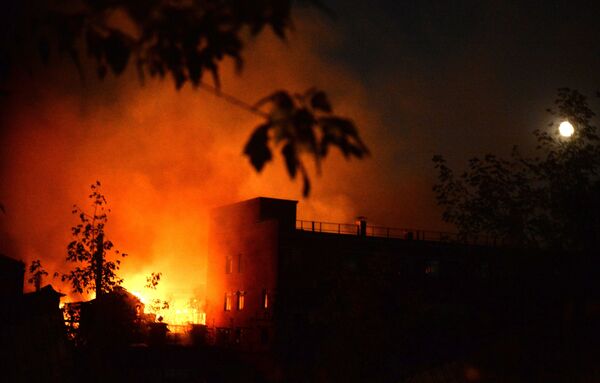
[[433, 88, 600, 250], [27, 259, 48, 291], [144, 271, 170, 315], [245, 88, 369, 195], [1, 0, 365, 196], [145, 271, 162, 289], [3, 0, 326, 86], [61, 181, 127, 295]]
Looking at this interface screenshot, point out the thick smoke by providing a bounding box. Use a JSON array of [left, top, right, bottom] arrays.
[[0, 15, 441, 301]]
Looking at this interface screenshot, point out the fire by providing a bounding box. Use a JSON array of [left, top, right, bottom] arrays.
[[125, 275, 206, 331]]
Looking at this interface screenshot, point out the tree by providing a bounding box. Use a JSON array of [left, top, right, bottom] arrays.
[[1, 0, 367, 196], [144, 272, 170, 320], [433, 88, 600, 251], [62, 181, 127, 296], [27, 259, 48, 292]]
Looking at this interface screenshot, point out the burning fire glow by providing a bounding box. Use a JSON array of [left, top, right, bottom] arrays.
[[123, 271, 207, 331], [0, 19, 426, 339], [128, 289, 206, 327]]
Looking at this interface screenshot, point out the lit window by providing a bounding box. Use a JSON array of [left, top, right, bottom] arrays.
[[262, 289, 269, 309], [224, 293, 232, 311], [225, 256, 232, 274], [237, 291, 245, 310]]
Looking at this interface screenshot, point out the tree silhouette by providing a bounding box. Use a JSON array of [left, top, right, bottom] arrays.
[[61, 181, 127, 296], [245, 88, 369, 195], [1, 0, 366, 196], [27, 259, 48, 291], [144, 271, 170, 317], [433, 88, 600, 250]]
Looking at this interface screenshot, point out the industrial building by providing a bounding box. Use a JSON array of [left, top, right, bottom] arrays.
[[205, 197, 573, 380]]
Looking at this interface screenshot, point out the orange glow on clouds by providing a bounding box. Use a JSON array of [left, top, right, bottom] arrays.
[[0, 15, 443, 312]]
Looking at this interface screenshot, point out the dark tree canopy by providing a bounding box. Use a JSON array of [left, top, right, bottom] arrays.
[[433, 88, 600, 251], [2, 0, 324, 85], [1, 0, 365, 196]]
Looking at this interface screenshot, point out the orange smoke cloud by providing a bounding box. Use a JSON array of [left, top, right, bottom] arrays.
[[0, 13, 444, 307]]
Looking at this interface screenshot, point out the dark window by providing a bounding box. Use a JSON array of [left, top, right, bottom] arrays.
[[225, 256, 232, 274], [216, 328, 230, 345], [234, 327, 243, 344], [480, 262, 489, 279], [260, 327, 269, 345], [238, 253, 243, 273]]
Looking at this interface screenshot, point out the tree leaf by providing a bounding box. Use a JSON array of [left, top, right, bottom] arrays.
[[310, 90, 332, 113], [243, 123, 273, 171], [282, 142, 297, 178]]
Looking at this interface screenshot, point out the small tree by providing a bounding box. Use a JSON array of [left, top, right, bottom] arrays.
[[27, 259, 48, 292], [62, 181, 127, 297]]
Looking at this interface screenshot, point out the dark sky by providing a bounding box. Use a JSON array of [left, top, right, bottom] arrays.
[[319, 0, 600, 162]]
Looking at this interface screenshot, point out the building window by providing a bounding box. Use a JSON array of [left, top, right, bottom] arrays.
[[225, 255, 233, 274], [216, 327, 230, 345], [425, 260, 440, 276], [224, 293, 232, 311], [238, 253, 243, 273], [262, 289, 269, 309], [237, 291, 245, 310], [480, 262, 489, 279], [260, 327, 269, 345], [234, 327, 243, 344]]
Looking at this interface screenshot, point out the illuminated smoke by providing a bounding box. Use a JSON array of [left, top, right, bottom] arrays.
[[0, 15, 442, 314]]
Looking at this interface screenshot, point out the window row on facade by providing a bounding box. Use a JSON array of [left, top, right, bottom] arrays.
[[224, 289, 269, 311]]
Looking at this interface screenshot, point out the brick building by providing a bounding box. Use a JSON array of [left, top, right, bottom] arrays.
[[205, 197, 596, 381]]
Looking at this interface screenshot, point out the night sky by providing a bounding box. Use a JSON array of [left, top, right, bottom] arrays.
[[307, 0, 600, 222], [1, 0, 599, 298], [324, 0, 600, 158]]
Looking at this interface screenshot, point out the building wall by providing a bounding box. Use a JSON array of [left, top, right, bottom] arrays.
[[204, 197, 600, 382], [206, 197, 296, 348], [0, 254, 25, 300]]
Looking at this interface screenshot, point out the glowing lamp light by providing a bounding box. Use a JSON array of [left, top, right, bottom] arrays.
[[559, 120, 574, 137]]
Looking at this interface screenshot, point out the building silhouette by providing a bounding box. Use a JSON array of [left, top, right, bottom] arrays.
[[206, 197, 600, 381], [0, 254, 71, 382]]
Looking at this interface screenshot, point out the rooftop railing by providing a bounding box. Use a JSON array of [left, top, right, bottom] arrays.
[[295, 220, 501, 246]]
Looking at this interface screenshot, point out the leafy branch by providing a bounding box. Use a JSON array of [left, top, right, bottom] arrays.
[[244, 88, 369, 195], [144, 272, 170, 317], [2, 1, 368, 196]]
